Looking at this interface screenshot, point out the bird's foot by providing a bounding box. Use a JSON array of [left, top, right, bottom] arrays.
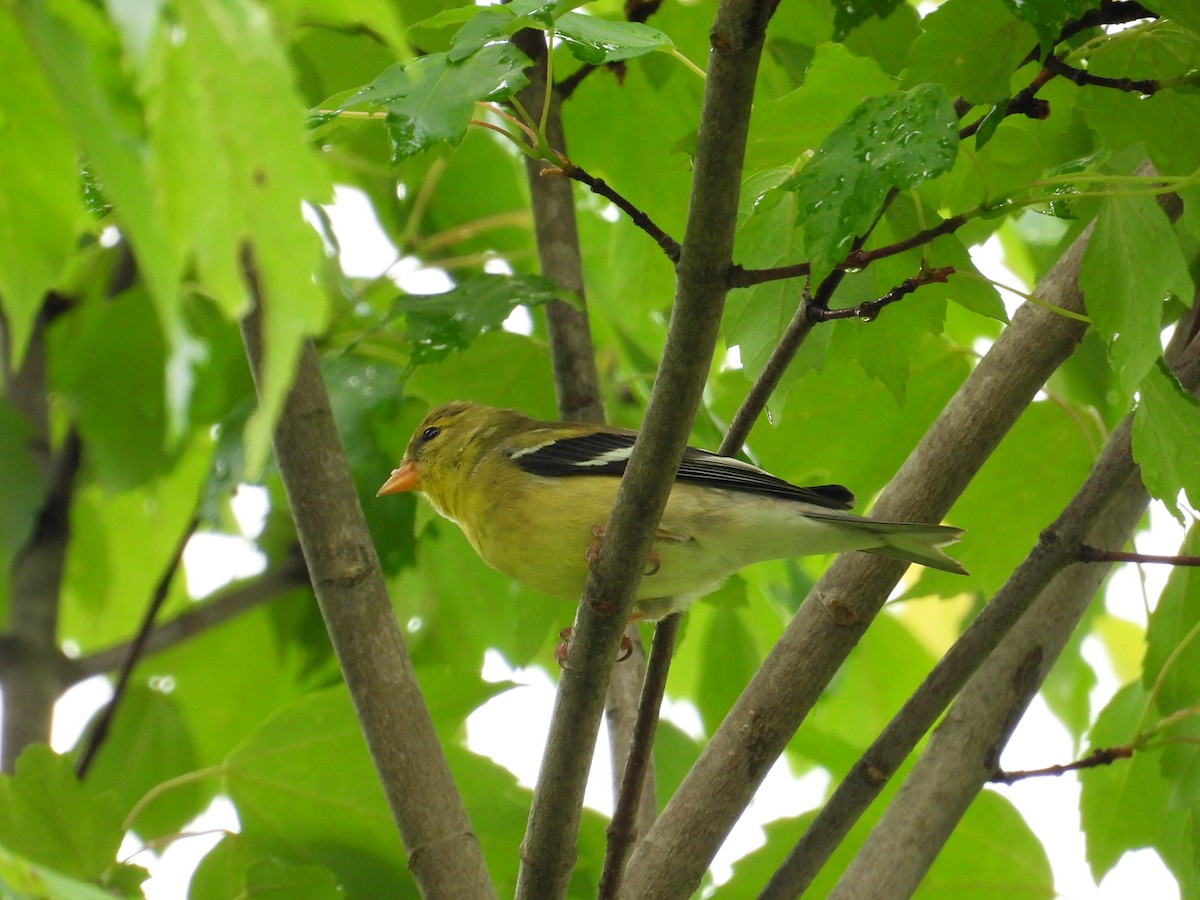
[[554, 626, 635, 669], [585, 525, 662, 576]]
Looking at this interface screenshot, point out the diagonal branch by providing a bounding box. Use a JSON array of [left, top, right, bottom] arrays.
[[621, 176, 1104, 900], [511, 23, 659, 866], [825, 314, 1200, 899], [67, 551, 310, 682], [513, 1, 780, 896], [76, 515, 198, 778], [240, 262, 495, 899]]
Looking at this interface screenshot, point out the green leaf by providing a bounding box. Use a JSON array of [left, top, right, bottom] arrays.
[[224, 687, 414, 896], [918, 401, 1095, 598], [388, 515, 562, 670], [1133, 360, 1200, 520], [143, 601, 315, 771], [276, 0, 408, 55], [1000, 0, 1093, 51], [15, 0, 181, 319], [1080, 194, 1194, 395], [59, 431, 213, 650], [242, 857, 343, 900], [1040, 617, 1099, 745], [392, 273, 562, 369], [1142, 527, 1200, 711], [145, 0, 333, 473], [0, 12, 87, 369], [810, 613, 935, 747], [919, 790, 1053, 898], [708, 341, 970, 505], [0, 840, 140, 900], [1080, 682, 1174, 880], [776, 83, 959, 284], [75, 686, 206, 841], [727, 168, 812, 392], [346, 44, 532, 162], [555, 13, 673, 64], [48, 288, 169, 490], [1146, 0, 1200, 38], [696, 604, 760, 734], [823, 211, 951, 403], [745, 42, 896, 172], [0, 746, 126, 883], [404, 330, 558, 417], [189, 835, 342, 900], [832, 0, 906, 41], [905, 0, 1038, 104], [1077, 22, 1200, 175]]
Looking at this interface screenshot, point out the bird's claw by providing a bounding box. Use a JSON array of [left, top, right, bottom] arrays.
[[554, 627, 573, 669], [616, 634, 634, 662], [553, 626, 636, 668], [584, 525, 662, 576]]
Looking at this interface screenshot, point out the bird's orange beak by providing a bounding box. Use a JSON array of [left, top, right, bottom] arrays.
[[377, 460, 420, 496]]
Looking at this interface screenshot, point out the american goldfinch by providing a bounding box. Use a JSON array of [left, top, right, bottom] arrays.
[[378, 401, 966, 620]]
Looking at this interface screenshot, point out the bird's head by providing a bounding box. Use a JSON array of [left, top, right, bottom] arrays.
[[377, 402, 529, 517]]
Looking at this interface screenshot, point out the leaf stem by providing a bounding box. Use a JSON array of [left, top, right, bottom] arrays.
[[123, 765, 227, 831]]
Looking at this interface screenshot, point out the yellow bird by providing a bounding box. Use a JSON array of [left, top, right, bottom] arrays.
[[378, 401, 965, 620]]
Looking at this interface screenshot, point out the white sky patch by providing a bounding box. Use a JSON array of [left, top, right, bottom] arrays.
[[1104, 501, 1191, 624], [471, 651, 615, 814], [970, 233, 1032, 319], [136, 797, 240, 900], [314, 185, 400, 279], [182, 534, 266, 598], [996, 695, 1180, 900], [503, 305, 534, 335], [231, 484, 269, 539], [721, 344, 743, 372]]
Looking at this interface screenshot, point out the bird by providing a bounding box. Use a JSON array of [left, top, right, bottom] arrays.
[[377, 401, 966, 621]]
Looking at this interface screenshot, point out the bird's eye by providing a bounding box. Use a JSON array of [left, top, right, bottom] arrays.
[[420, 426, 441, 443]]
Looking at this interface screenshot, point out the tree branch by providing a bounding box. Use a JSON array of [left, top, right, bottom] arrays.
[[512, 25, 659, 869], [75, 515, 198, 778], [991, 745, 1134, 784], [622, 176, 1103, 899], [1, 423, 81, 772], [1079, 545, 1200, 566], [808, 265, 955, 323], [67, 552, 310, 682], [598, 618, 678, 898], [728, 216, 968, 288], [513, 1, 779, 896], [553, 162, 681, 262], [240, 267, 495, 899], [824, 303, 1200, 900], [828, 470, 1155, 898], [764, 374, 1166, 895], [1043, 54, 1159, 95]]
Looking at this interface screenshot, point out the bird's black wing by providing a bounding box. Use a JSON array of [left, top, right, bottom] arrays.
[[509, 431, 854, 510]]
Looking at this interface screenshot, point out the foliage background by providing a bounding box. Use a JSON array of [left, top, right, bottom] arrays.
[[1, 0, 1199, 897]]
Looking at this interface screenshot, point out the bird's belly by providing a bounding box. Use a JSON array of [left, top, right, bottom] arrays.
[[460, 476, 734, 606]]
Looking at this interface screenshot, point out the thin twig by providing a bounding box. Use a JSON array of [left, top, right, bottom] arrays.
[[75, 515, 199, 778], [597, 614, 680, 898], [1019, 2, 1156, 67], [1043, 54, 1158, 95], [991, 745, 1134, 783], [1079, 545, 1200, 566], [959, 68, 1055, 140], [548, 161, 681, 261], [729, 215, 967, 288], [809, 266, 955, 323]]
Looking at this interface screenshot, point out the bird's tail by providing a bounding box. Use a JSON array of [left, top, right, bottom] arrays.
[[805, 513, 968, 575]]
